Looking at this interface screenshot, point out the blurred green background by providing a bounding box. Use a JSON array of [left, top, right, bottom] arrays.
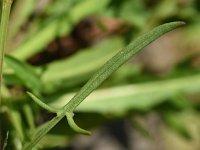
[[1, 0, 200, 149]]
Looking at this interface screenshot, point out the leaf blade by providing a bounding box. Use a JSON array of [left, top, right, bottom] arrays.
[[4, 55, 42, 94], [64, 21, 185, 112]]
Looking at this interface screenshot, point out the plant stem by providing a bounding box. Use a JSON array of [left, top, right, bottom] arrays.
[[0, 0, 12, 100], [24, 22, 184, 149]]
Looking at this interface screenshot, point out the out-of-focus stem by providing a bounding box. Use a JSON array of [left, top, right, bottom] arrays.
[[0, 0, 12, 100]]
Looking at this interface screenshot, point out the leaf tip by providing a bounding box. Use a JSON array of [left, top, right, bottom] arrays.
[[178, 21, 186, 25], [66, 113, 91, 135], [27, 91, 58, 112], [26, 91, 32, 97]]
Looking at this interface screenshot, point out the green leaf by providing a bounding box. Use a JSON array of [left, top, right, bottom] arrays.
[[27, 92, 57, 113], [47, 74, 200, 113], [23, 22, 184, 149], [41, 37, 125, 93], [4, 55, 42, 94], [63, 21, 185, 112], [66, 113, 91, 135]]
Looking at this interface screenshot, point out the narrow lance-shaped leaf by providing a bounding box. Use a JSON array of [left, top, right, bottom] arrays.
[[24, 21, 184, 150], [27, 92, 57, 112], [64, 21, 185, 112]]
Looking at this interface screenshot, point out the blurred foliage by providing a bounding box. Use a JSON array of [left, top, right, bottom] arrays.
[[1, 0, 200, 149]]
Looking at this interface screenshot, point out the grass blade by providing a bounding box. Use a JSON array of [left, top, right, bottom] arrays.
[[4, 55, 42, 94]]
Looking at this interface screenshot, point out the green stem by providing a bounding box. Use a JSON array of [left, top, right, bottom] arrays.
[[23, 22, 184, 150], [0, 0, 12, 99]]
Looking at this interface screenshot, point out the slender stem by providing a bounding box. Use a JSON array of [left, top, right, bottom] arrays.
[[0, 0, 12, 100]]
